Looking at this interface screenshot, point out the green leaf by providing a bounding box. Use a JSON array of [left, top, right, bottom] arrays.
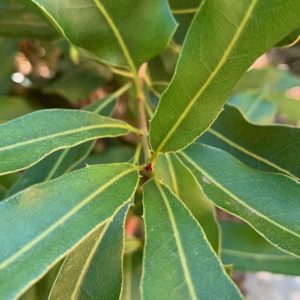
[[229, 92, 277, 125], [221, 221, 300, 276], [121, 250, 143, 300], [141, 180, 242, 300], [0, 184, 7, 201], [169, 0, 201, 44], [154, 153, 220, 253], [0, 0, 59, 40], [0, 96, 41, 124], [0, 109, 139, 176], [29, 0, 176, 69], [7, 142, 93, 196], [7, 85, 130, 195], [179, 143, 300, 257], [49, 203, 129, 300], [201, 105, 300, 180], [150, 0, 300, 154], [0, 163, 139, 299]]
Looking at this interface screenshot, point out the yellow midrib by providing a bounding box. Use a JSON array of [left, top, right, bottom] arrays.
[[153, 0, 258, 154], [92, 0, 139, 87], [222, 248, 295, 261], [208, 128, 299, 181], [0, 168, 135, 271], [180, 152, 300, 241], [0, 123, 129, 153], [71, 222, 110, 300], [156, 181, 198, 300]]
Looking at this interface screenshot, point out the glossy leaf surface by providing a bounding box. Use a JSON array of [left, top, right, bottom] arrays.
[[30, 0, 176, 68], [179, 143, 300, 257], [0, 163, 139, 299], [150, 0, 300, 153], [141, 180, 242, 300], [201, 105, 300, 180], [221, 221, 300, 276], [0, 109, 137, 176], [49, 204, 129, 300]]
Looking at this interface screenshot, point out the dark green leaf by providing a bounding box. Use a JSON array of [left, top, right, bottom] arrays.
[[141, 180, 242, 300], [169, 0, 201, 44], [150, 0, 300, 154], [201, 105, 300, 180], [30, 0, 176, 68], [221, 221, 300, 276], [179, 143, 300, 257], [0, 163, 139, 299]]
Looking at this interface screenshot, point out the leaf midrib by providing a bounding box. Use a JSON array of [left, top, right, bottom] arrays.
[[153, 0, 258, 154], [0, 123, 129, 153], [92, 0, 137, 75], [208, 128, 299, 181], [71, 222, 110, 300], [0, 167, 135, 271], [180, 152, 300, 241], [155, 181, 198, 300], [222, 248, 296, 261]]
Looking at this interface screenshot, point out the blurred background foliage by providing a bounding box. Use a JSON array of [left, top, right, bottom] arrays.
[[0, 1, 300, 299]]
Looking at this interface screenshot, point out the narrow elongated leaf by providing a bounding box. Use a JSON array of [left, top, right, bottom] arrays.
[[30, 0, 176, 68], [141, 180, 242, 300], [0, 109, 139, 176], [49, 203, 129, 300], [0, 163, 139, 300], [150, 0, 300, 154], [201, 105, 300, 180], [7, 85, 129, 195], [221, 221, 300, 276], [154, 153, 220, 253], [179, 143, 300, 257], [0, 0, 58, 39]]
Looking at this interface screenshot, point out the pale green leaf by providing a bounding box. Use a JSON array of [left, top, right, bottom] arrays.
[[200, 105, 300, 180], [154, 153, 220, 253], [0, 163, 139, 299], [150, 0, 300, 154], [179, 143, 300, 257], [49, 204, 129, 300], [29, 0, 176, 69], [229, 93, 277, 125], [0, 109, 139, 176], [141, 180, 242, 300], [221, 221, 300, 276]]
